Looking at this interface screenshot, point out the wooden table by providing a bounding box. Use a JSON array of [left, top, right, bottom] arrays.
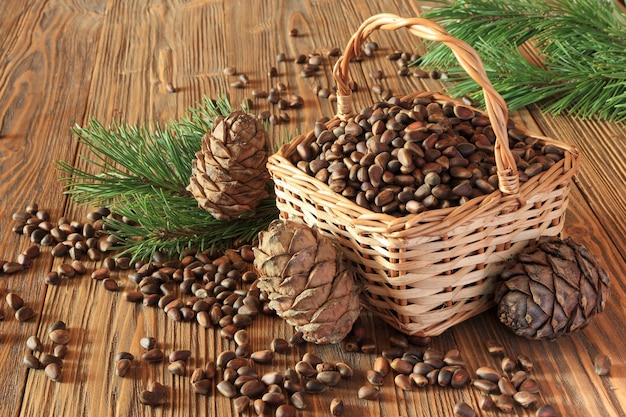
[[1, 1, 624, 416]]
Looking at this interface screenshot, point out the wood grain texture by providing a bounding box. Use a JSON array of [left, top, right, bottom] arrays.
[[0, 2, 104, 416], [0, 1, 625, 417]]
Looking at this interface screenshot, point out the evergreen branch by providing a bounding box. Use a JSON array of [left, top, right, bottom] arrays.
[[60, 119, 196, 202], [175, 96, 234, 140], [58, 95, 235, 205], [57, 96, 278, 260], [103, 188, 277, 261], [419, 0, 626, 121]]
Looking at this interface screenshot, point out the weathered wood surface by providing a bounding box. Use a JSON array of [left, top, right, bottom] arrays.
[[0, 1, 624, 416]]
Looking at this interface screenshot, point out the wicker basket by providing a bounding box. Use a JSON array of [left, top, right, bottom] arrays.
[[267, 14, 581, 336]]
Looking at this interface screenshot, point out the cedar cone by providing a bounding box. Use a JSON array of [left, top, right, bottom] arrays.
[[188, 111, 270, 220], [253, 220, 361, 344], [495, 236, 610, 340]]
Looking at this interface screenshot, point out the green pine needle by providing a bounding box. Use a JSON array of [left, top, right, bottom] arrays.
[[103, 188, 278, 261], [419, 0, 626, 121], [57, 96, 278, 261]]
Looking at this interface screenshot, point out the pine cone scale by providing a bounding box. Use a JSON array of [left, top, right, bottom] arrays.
[[279, 274, 307, 296], [307, 261, 337, 289], [288, 228, 317, 253], [328, 270, 354, 298], [520, 263, 554, 292], [519, 250, 549, 266], [258, 255, 290, 282], [291, 284, 332, 312], [528, 280, 554, 314], [310, 298, 347, 323], [554, 276, 578, 317], [569, 308, 587, 332], [503, 275, 531, 295], [284, 247, 317, 275], [549, 256, 581, 288], [268, 296, 292, 314]]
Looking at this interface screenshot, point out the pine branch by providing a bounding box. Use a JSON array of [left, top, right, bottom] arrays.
[[419, 0, 626, 121], [103, 188, 277, 261], [57, 96, 278, 261], [57, 120, 194, 205], [174, 96, 234, 140]]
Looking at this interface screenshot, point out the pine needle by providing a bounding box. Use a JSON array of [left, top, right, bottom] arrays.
[[419, 0, 626, 121], [103, 188, 277, 261], [57, 96, 278, 261]]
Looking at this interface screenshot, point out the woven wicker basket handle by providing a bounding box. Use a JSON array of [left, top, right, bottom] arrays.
[[333, 13, 520, 198]]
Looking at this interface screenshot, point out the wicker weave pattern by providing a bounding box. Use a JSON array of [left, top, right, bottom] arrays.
[[267, 15, 581, 336]]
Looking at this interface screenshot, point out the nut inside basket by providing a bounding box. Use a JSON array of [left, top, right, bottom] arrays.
[[288, 93, 566, 218]]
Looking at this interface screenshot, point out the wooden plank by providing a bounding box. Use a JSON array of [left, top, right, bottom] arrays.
[[0, 2, 104, 417], [14, 1, 227, 416], [518, 100, 626, 415], [0, 0, 104, 241], [0, 1, 624, 416], [528, 109, 626, 257], [449, 139, 626, 415]]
